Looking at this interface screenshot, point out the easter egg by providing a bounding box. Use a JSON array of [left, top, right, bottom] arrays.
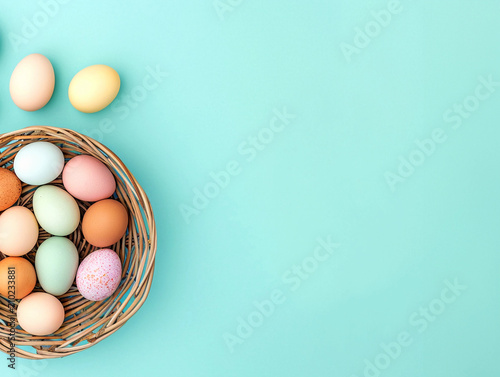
[[14, 142, 65, 186], [82, 199, 128, 247], [68, 64, 120, 113], [0, 168, 22, 211], [17, 292, 65, 335], [0, 206, 39, 257], [33, 185, 80, 236], [35, 237, 79, 296], [62, 155, 116, 202], [0, 257, 36, 299], [10, 53, 55, 111], [76, 249, 122, 301]]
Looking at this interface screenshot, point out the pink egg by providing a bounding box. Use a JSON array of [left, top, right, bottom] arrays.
[[76, 249, 122, 301], [62, 155, 116, 202]]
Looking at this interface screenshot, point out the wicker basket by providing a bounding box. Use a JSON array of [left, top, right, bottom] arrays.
[[0, 126, 157, 359]]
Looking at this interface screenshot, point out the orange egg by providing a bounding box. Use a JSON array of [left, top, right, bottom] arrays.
[[0, 257, 37, 299], [0, 168, 22, 211], [82, 199, 128, 247]]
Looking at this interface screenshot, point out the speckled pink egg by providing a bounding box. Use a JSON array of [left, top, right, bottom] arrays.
[[76, 249, 122, 301]]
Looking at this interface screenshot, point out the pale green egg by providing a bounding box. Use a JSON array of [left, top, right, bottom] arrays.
[[35, 236, 79, 296], [33, 185, 80, 236]]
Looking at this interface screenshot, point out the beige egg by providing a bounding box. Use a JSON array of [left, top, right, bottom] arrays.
[[68, 64, 120, 113], [9, 53, 55, 111], [17, 292, 65, 335], [0, 206, 39, 257]]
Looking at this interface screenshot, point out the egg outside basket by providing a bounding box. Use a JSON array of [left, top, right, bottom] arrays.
[[0, 126, 157, 359]]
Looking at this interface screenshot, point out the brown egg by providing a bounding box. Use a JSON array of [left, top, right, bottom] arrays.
[[82, 199, 128, 247], [0, 168, 22, 211], [0, 257, 37, 299]]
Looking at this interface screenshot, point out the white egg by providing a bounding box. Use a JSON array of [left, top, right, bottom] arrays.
[[14, 142, 64, 185]]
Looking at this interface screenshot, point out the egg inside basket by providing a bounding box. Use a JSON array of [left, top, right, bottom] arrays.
[[0, 126, 156, 359]]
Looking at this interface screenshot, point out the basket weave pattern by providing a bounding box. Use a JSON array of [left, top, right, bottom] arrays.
[[0, 126, 157, 359]]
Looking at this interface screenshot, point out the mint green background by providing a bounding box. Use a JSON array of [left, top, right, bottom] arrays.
[[1, 1, 500, 376]]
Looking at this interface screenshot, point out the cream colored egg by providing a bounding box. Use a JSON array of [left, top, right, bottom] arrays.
[[17, 292, 65, 335], [68, 64, 120, 113], [10, 53, 55, 111]]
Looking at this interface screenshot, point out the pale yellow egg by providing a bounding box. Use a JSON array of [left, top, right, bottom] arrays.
[[68, 64, 120, 113]]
